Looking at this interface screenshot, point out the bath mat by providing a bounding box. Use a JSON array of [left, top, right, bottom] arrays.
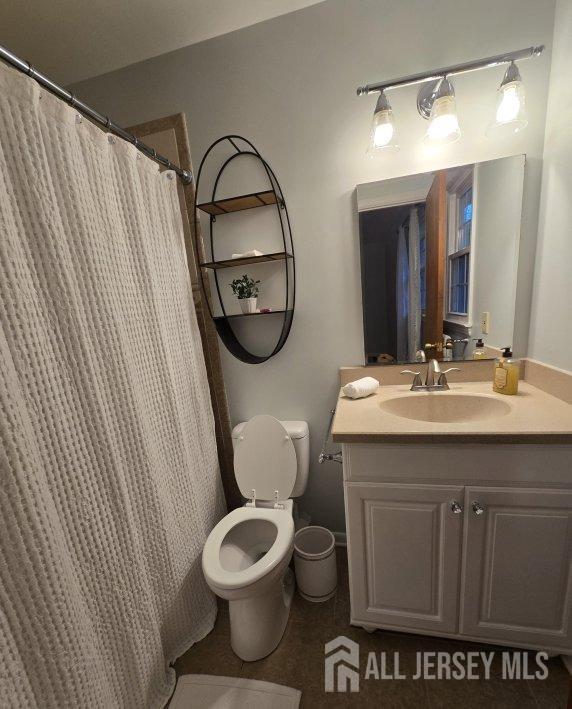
[[170, 675, 301, 708]]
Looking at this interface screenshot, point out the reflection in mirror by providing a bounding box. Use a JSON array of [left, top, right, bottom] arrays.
[[357, 155, 525, 365]]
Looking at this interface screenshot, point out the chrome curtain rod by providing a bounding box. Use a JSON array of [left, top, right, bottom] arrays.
[[0, 43, 193, 185], [357, 45, 544, 96]]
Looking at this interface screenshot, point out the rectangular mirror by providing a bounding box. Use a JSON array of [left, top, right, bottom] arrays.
[[357, 154, 525, 365]]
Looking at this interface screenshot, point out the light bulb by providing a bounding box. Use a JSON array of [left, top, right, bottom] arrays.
[[424, 79, 461, 146], [426, 97, 461, 143], [496, 84, 521, 123], [488, 62, 528, 135], [373, 120, 395, 148], [368, 91, 398, 153]]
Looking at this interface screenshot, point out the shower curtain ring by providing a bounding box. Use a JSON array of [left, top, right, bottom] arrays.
[[69, 94, 77, 108]]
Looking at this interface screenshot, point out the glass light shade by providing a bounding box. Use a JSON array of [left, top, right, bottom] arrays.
[[368, 92, 398, 153], [370, 110, 398, 149], [489, 83, 528, 136], [424, 94, 461, 145], [487, 62, 528, 136]]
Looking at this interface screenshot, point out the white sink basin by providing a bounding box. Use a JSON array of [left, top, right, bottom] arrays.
[[379, 393, 511, 423]]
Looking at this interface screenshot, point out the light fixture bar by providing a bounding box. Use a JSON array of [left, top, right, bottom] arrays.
[[356, 45, 544, 96]]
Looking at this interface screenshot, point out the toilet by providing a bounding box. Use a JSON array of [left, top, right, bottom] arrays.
[[202, 415, 310, 661]]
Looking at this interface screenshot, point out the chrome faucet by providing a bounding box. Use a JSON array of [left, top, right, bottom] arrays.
[[401, 359, 460, 391], [426, 358, 441, 387]]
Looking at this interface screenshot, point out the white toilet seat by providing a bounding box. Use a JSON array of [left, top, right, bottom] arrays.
[[202, 506, 294, 592], [233, 415, 297, 502]]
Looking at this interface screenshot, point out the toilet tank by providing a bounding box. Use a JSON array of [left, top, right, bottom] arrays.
[[231, 419, 310, 497]]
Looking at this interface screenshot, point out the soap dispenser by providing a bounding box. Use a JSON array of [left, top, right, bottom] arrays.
[[473, 338, 486, 360], [493, 346, 520, 395]]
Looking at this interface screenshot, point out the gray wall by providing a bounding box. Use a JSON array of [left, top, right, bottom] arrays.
[[528, 0, 572, 371], [71, 0, 555, 534]]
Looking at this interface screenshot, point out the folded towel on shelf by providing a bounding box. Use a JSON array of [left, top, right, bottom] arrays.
[[231, 250, 263, 259], [342, 376, 380, 399]]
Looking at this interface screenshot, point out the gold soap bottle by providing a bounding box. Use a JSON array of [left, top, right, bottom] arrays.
[[493, 346, 520, 395]]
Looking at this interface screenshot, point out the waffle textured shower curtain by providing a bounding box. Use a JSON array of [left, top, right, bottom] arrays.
[[0, 63, 224, 707]]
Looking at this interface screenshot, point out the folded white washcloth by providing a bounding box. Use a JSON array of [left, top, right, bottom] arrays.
[[231, 249, 263, 259], [343, 376, 380, 399]]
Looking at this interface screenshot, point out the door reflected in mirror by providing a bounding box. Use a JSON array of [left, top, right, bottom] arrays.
[[357, 155, 525, 365]]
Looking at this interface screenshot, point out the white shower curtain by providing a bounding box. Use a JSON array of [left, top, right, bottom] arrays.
[[407, 207, 421, 362], [0, 62, 225, 708]]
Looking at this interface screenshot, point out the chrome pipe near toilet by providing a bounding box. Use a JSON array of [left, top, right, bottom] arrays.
[[318, 408, 342, 464]]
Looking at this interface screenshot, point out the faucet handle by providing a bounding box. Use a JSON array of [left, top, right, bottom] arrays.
[[401, 370, 422, 389], [438, 367, 461, 387]]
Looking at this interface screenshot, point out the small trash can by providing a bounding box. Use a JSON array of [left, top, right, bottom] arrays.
[[294, 526, 337, 602]]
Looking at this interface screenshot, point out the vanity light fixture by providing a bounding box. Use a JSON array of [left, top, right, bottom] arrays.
[[488, 61, 528, 134], [368, 90, 399, 153], [357, 45, 543, 149]]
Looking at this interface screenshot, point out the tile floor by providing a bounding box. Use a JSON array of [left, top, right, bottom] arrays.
[[174, 548, 570, 707]]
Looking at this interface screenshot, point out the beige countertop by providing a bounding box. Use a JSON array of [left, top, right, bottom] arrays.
[[332, 381, 572, 443]]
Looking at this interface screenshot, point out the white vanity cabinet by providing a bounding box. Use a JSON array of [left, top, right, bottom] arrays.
[[343, 443, 572, 653]]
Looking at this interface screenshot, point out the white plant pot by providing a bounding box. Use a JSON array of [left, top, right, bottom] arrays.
[[239, 297, 258, 314]]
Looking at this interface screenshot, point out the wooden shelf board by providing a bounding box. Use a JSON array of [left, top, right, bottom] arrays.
[[200, 252, 293, 270], [197, 190, 278, 215], [213, 308, 291, 322]]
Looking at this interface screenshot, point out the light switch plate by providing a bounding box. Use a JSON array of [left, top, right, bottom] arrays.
[[481, 311, 490, 335]]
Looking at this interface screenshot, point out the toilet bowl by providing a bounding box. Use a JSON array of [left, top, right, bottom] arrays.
[[203, 504, 294, 601], [202, 502, 295, 660], [202, 415, 309, 661]]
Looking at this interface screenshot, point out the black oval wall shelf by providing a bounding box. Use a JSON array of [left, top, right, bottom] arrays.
[[193, 136, 295, 364]]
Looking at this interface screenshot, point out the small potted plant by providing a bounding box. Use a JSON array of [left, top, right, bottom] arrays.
[[230, 274, 261, 314]]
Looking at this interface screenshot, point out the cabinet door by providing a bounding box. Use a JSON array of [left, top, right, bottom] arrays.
[[461, 487, 572, 650], [345, 482, 463, 633]]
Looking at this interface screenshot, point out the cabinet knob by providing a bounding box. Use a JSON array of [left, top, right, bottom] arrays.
[[472, 500, 485, 516], [450, 500, 463, 515]]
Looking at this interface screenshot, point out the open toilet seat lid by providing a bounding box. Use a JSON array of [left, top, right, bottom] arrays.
[[234, 415, 297, 502]]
